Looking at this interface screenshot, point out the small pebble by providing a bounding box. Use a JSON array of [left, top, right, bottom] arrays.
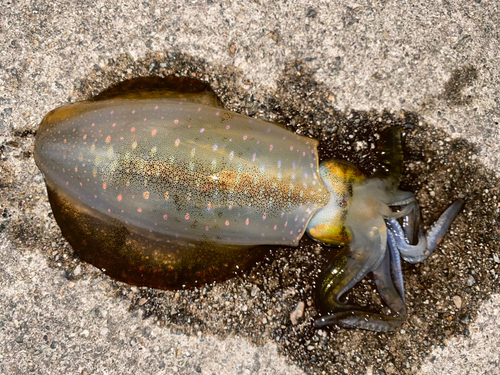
[[73, 265, 82, 276], [453, 295, 462, 309], [251, 285, 259, 297], [80, 330, 89, 338], [467, 275, 476, 286], [460, 314, 471, 325], [290, 301, 305, 325]]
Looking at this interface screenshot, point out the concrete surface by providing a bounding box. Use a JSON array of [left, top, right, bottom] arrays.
[[1, 0, 499, 374]]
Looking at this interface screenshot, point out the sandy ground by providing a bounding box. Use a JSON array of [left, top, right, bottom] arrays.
[[1, 1, 499, 374]]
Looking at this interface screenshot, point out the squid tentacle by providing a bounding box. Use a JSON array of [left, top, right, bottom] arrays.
[[425, 199, 464, 251], [387, 199, 464, 264], [373, 247, 406, 315], [387, 192, 416, 207], [313, 309, 406, 332], [386, 220, 427, 263], [314, 246, 406, 332], [386, 227, 405, 303], [314, 228, 393, 330], [388, 194, 419, 244], [382, 201, 416, 219]]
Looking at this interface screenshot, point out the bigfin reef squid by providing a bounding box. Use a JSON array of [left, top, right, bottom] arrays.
[[34, 76, 464, 332]]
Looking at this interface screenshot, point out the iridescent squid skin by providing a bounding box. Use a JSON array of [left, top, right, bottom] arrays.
[[34, 81, 464, 332]]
